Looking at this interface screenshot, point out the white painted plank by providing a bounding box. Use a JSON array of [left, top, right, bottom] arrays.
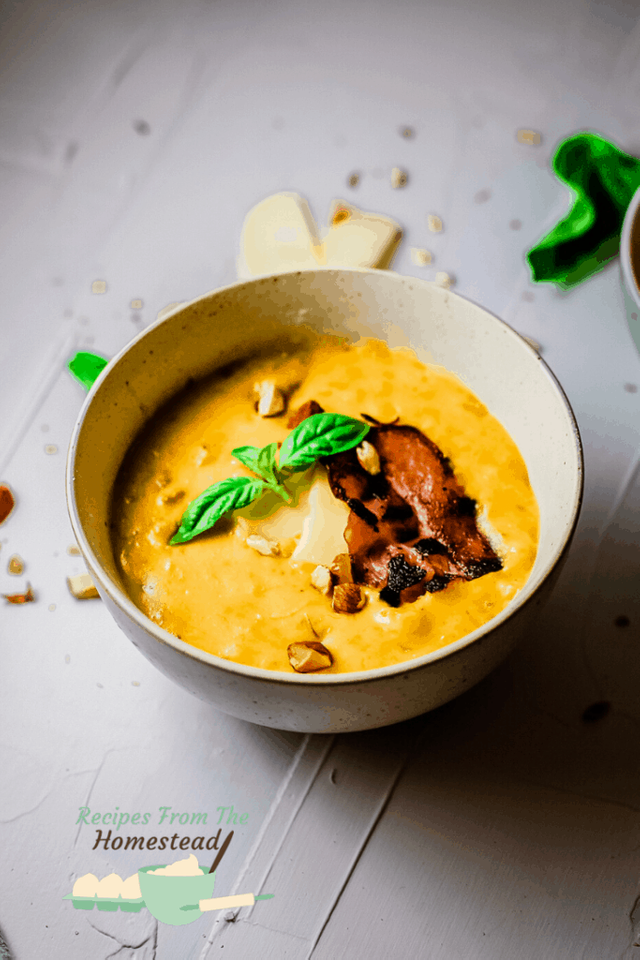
[[202, 721, 425, 958], [312, 758, 640, 960]]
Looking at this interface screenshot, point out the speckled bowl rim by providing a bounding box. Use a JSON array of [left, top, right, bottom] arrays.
[[67, 267, 584, 688]]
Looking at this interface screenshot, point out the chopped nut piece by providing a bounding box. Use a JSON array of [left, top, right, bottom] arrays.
[[333, 583, 366, 613], [410, 247, 432, 266], [434, 271, 453, 288], [287, 640, 333, 672], [288, 399, 324, 428], [8, 554, 24, 575], [0, 484, 15, 525], [517, 128, 541, 146], [3, 583, 35, 604], [67, 574, 100, 600], [246, 535, 280, 557], [161, 489, 185, 506], [330, 553, 353, 584], [311, 565, 333, 596], [356, 440, 381, 475], [391, 167, 408, 188], [427, 214, 443, 233], [255, 380, 286, 417]]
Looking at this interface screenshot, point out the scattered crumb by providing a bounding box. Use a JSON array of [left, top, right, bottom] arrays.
[[132, 681, 141, 687], [49, 603, 56, 612], [521, 335, 541, 353], [2, 583, 35, 604], [0, 484, 16, 525], [434, 271, 453, 289], [65, 655, 70, 664], [517, 129, 542, 146], [67, 544, 81, 557], [91, 280, 107, 294], [8, 554, 24, 575], [130, 299, 143, 309], [67, 573, 100, 600], [427, 214, 443, 233], [391, 167, 408, 188], [347, 172, 360, 188], [246, 535, 280, 557], [410, 247, 432, 266], [44, 445, 58, 455], [400, 126, 414, 138]]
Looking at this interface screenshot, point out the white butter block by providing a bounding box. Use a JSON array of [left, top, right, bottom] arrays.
[[237, 192, 324, 278], [322, 200, 402, 269]]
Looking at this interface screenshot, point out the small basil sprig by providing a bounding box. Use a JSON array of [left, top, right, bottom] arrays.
[[170, 413, 370, 545], [231, 442, 289, 500]]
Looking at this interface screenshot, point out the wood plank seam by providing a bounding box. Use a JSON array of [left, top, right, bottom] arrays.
[[198, 733, 335, 958]]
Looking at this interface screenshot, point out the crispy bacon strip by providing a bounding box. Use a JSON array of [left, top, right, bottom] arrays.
[[287, 401, 502, 606]]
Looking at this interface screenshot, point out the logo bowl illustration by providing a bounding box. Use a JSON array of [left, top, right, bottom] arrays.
[[138, 865, 215, 925]]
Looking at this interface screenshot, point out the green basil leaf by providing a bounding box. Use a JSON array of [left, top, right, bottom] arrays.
[[170, 476, 266, 544], [231, 443, 290, 500], [278, 413, 370, 474], [232, 443, 275, 482]]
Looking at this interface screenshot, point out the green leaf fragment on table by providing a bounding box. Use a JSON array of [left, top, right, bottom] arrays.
[[170, 476, 266, 544], [278, 413, 370, 474], [67, 351, 109, 390], [527, 132, 640, 289]]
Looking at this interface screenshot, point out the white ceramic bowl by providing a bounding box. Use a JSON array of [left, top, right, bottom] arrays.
[[67, 269, 583, 733], [621, 185, 640, 352]]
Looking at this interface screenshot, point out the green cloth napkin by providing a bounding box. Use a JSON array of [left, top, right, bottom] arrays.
[[527, 132, 640, 289]]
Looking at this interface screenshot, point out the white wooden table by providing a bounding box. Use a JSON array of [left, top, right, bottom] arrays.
[[2, 2, 640, 957]]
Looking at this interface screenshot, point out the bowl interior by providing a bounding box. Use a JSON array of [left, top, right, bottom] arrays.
[[69, 269, 582, 675]]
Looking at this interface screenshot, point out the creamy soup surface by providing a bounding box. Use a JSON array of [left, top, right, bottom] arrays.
[[112, 334, 539, 674]]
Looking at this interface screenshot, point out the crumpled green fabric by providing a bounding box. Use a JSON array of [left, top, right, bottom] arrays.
[[527, 132, 640, 289]]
